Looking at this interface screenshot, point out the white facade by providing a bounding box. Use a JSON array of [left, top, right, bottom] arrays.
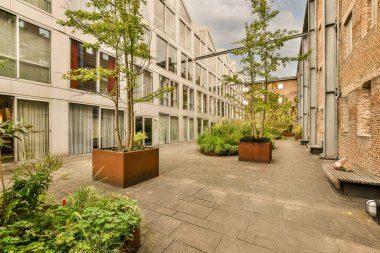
[[0, 0, 243, 161]]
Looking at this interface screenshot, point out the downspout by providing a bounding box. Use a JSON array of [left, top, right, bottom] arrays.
[[336, 0, 341, 158]]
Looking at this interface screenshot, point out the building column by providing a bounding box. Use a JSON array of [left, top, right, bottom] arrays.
[[309, 0, 318, 146], [302, 37, 310, 141], [322, 0, 338, 158]]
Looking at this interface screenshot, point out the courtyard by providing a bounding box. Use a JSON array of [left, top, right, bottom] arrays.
[[35, 139, 380, 253]]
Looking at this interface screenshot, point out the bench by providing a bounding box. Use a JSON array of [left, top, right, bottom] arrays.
[[322, 163, 380, 199], [308, 145, 323, 155]]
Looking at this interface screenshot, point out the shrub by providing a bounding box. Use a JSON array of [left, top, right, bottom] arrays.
[[197, 121, 249, 156], [292, 125, 302, 138], [240, 136, 271, 143], [0, 158, 141, 252]]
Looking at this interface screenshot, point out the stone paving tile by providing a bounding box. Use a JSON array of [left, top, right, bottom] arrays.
[[222, 193, 249, 208], [336, 238, 380, 253], [214, 236, 273, 253], [207, 208, 251, 230], [173, 212, 239, 238], [148, 215, 183, 236], [138, 229, 174, 253], [244, 197, 284, 218], [236, 230, 256, 244], [164, 240, 205, 253], [192, 188, 227, 203], [172, 223, 222, 253], [175, 201, 213, 219], [141, 208, 161, 225], [253, 234, 275, 251]]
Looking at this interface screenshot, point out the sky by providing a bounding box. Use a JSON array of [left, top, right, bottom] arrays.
[[186, 0, 307, 78]]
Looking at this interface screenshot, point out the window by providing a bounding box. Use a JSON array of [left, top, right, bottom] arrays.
[[69, 104, 98, 154], [346, 14, 352, 55], [165, 8, 175, 39], [23, 0, 52, 13], [170, 116, 179, 143], [154, 0, 165, 29], [0, 12, 51, 83], [197, 91, 202, 113], [0, 95, 15, 162], [179, 21, 192, 51], [180, 0, 191, 24], [183, 85, 188, 110], [135, 116, 153, 146], [70, 39, 96, 91], [170, 81, 178, 108], [183, 116, 189, 141], [188, 58, 193, 81], [278, 83, 284, 89], [202, 94, 207, 114], [181, 53, 187, 79], [159, 114, 169, 144], [208, 73, 213, 92], [189, 88, 194, 111], [201, 67, 207, 88], [159, 76, 169, 106], [197, 118, 202, 135], [168, 45, 177, 73], [194, 36, 201, 57], [101, 109, 124, 148], [0, 10, 16, 78], [143, 71, 153, 100], [17, 99, 49, 160], [99, 52, 116, 95], [156, 36, 167, 69], [189, 118, 194, 140], [195, 64, 201, 85]]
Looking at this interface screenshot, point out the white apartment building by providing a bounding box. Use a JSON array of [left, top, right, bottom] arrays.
[[0, 0, 243, 162]]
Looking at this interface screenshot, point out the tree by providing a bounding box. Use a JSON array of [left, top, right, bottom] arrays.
[[230, 0, 309, 138], [58, 0, 171, 151]]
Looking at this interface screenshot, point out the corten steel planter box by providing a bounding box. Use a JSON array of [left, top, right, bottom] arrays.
[[238, 142, 272, 163], [92, 148, 159, 188], [121, 227, 141, 253]]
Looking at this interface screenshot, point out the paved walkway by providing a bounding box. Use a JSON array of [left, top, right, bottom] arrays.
[[13, 139, 380, 252]]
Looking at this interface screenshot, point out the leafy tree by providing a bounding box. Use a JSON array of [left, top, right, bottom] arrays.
[[228, 0, 309, 138], [58, 0, 171, 151]]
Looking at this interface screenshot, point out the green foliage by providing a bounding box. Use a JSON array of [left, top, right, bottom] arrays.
[[292, 125, 302, 137], [229, 0, 309, 139], [133, 131, 148, 150], [197, 121, 249, 156], [0, 187, 141, 252], [0, 156, 63, 226]]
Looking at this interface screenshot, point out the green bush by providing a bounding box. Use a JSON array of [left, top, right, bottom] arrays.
[[0, 158, 141, 252], [197, 121, 249, 156], [292, 125, 302, 138]]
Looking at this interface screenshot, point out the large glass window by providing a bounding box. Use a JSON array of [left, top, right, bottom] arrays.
[[143, 71, 153, 100], [166, 8, 175, 39], [156, 36, 167, 69], [69, 104, 98, 155], [183, 85, 188, 110], [19, 20, 51, 84], [99, 52, 116, 95], [183, 116, 189, 141], [160, 76, 169, 106], [195, 64, 201, 85], [23, 0, 52, 13], [189, 118, 194, 141], [170, 116, 179, 143], [180, 1, 191, 24], [202, 94, 207, 114], [168, 45, 177, 73], [170, 81, 178, 108], [101, 109, 124, 148], [194, 36, 201, 57], [0, 10, 16, 78], [186, 27, 192, 51], [179, 21, 186, 49], [159, 114, 169, 144], [201, 67, 207, 88], [17, 99, 49, 160], [135, 116, 153, 146], [70, 39, 96, 91], [181, 53, 187, 79], [189, 88, 194, 111], [197, 91, 202, 113], [154, 0, 165, 29], [188, 58, 193, 82]]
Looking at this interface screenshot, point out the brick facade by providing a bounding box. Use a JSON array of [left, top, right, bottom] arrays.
[[267, 77, 298, 102], [339, 0, 380, 176]]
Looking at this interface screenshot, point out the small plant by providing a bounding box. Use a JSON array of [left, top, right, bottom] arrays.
[[133, 132, 147, 146], [292, 125, 302, 138]]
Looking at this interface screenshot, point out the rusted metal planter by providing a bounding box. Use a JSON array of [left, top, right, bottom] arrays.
[[121, 227, 141, 253], [92, 148, 159, 188], [238, 142, 272, 163]]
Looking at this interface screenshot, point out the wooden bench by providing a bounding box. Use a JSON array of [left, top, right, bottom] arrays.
[[322, 163, 380, 199]]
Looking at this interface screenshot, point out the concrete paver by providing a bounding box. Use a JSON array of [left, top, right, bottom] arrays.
[[6, 139, 379, 252]]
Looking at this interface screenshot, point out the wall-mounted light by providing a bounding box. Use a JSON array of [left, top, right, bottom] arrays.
[[366, 200, 380, 224]]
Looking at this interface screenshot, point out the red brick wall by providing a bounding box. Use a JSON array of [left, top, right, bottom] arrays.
[[339, 0, 380, 176], [268, 79, 297, 102]]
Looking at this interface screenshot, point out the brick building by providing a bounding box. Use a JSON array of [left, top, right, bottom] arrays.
[[255, 76, 298, 102], [298, 0, 380, 176]]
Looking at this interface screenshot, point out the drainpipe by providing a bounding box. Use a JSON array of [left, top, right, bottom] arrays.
[[336, 0, 342, 158]]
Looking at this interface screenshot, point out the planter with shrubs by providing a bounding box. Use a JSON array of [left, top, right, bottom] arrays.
[[238, 137, 272, 163]]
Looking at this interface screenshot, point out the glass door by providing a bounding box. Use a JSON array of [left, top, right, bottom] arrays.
[[159, 114, 169, 144]]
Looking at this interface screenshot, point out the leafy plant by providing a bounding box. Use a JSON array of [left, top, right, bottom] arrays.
[[198, 121, 249, 156], [292, 125, 302, 138], [58, 0, 172, 151], [133, 132, 147, 147]]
